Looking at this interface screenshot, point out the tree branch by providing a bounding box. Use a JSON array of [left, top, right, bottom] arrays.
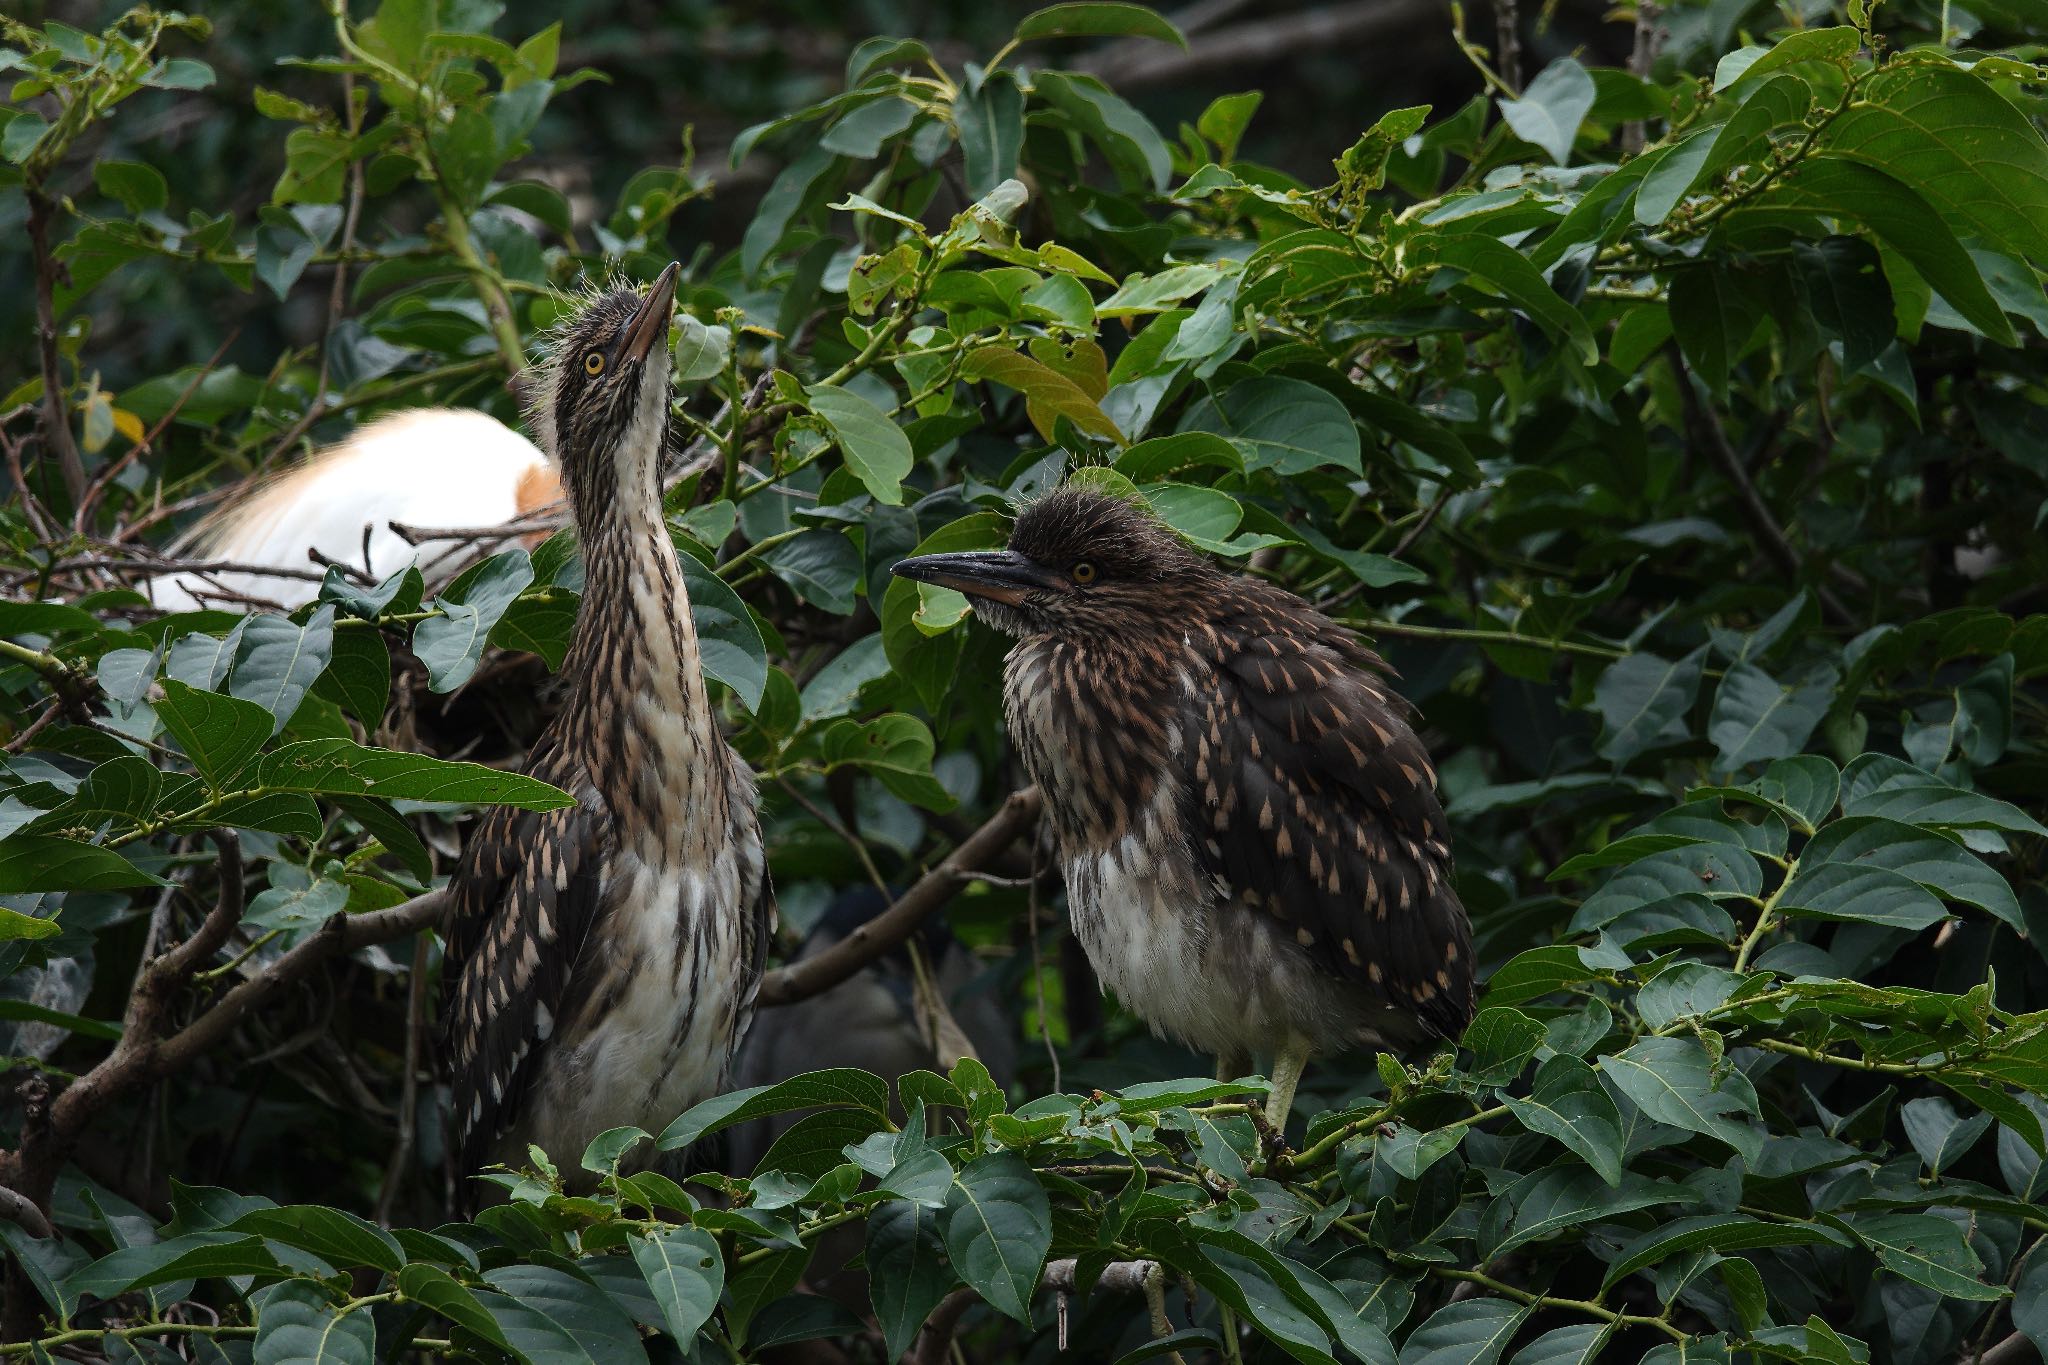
[[1670, 349, 1858, 626], [14, 865, 447, 1214], [757, 787, 1042, 1007], [1075, 1, 1441, 89], [25, 188, 84, 508]]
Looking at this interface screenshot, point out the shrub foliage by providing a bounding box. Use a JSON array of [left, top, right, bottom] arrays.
[[2, 3, 2047, 1362]]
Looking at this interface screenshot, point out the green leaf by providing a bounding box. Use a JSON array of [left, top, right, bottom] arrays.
[[819, 713, 955, 810], [1827, 64, 2048, 268], [1504, 1055, 1625, 1187], [1509, 1323, 1613, 1365], [1034, 71, 1171, 191], [252, 739, 573, 808], [1841, 753, 2047, 835], [806, 383, 914, 505], [677, 552, 769, 713], [66, 1232, 285, 1300], [0, 834, 161, 895], [956, 73, 1024, 198], [253, 1282, 375, 1365], [1593, 647, 1707, 763], [1397, 1298, 1526, 1365], [867, 1200, 956, 1360], [1707, 663, 1835, 770], [942, 1153, 1050, 1324], [232, 1206, 403, 1273], [158, 678, 276, 791], [1460, 1007, 1546, 1087], [632, 1227, 723, 1347], [1900, 1095, 1993, 1175], [1778, 861, 1946, 930], [1800, 816, 2020, 929], [1497, 58, 1594, 165], [1716, 27, 1858, 90], [1178, 376, 1360, 475], [671, 314, 731, 383], [94, 159, 168, 214], [395, 1264, 512, 1351], [1795, 235, 1894, 375], [962, 347, 1123, 444], [1601, 1214, 1843, 1293], [1198, 90, 1262, 163], [1603, 1037, 1762, 1163], [478, 1265, 652, 1363], [1634, 125, 1717, 225], [414, 551, 533, 692], [656, 1068, 890, 1150], [1842, 1212, 2006, 1301], [1014, 3, 1186, 45], [231, 607, 335, 735], [820, 95, 915, 157], [1431, 233, 1596, 362], [1764, 158, 2016, 346]]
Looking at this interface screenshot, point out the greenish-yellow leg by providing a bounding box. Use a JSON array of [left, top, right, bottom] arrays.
[[1264, 1032, 1313, 1131]]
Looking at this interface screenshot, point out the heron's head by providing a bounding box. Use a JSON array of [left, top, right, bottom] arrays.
[[524, 262, 680, 515], [890, 486, 1217, 639]]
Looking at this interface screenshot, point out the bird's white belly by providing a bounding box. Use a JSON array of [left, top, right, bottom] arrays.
[[529, 851, 743, 1163]]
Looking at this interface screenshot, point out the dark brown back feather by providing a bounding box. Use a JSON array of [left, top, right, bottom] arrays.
[[1189, 583, 1474, 1041]]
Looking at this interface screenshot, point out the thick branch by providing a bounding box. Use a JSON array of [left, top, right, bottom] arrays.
[[0, 1186, 52, 1241], [758, 787, 1042, 1007]]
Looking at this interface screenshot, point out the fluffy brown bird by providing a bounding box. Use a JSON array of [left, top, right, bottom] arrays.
[[439, 264, 772, 1188], [893, 487, 1471, 1128]]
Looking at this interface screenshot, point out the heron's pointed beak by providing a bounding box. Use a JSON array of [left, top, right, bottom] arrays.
[[890, 550, 1059, 606], [622, 261, 682, 363]]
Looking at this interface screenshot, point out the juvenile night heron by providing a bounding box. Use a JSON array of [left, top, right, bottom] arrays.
[[440, 264, 772, 1186], [893, 487, 1472, 1130]]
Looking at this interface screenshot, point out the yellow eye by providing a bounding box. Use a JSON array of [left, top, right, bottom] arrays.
[[1072, 561, 1097, 585], [583, 351, 605, 376]]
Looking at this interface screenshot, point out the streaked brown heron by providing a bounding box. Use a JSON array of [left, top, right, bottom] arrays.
[[439, 263, 773, 1186], [892, 486, 1472, 1130]]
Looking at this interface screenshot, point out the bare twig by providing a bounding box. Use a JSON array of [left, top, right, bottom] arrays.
[[758, 788, 1042, 1007], [5, 872, 448, 1214], [73, 330, 240, 536], [1076, 0, 1441, 89], [1670, 348, 1859, 626], [1494, 0, 1522, 95], [1621, 2, 1666, 153], [909, 1260, 1174, 1365], [25, 188, 84, 507], [377, 933, 433, 1227]]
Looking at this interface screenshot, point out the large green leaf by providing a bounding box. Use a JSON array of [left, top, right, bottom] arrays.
[[941, 1153, 1050, 1324], [157, 678, 276, 791], [253, 1282, 375, 1365], [631, 1227, 723, 1347], [252, 739, 572, 808], [1504, 1055, 1624, 1187], [1178, 376, 1361, 475], [806, 383, 914, 504], [1601, 1036, 1762, 1163], [867, 1199, 956, 1360]]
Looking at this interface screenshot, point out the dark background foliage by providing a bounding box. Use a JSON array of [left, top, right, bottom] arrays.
[[2, 1, 2047, 1363]]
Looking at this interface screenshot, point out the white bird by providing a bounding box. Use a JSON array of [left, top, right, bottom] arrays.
[[146, 407, 562, 611]]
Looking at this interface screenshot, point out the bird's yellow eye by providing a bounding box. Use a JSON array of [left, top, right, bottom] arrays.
[[583, 351, 605, 376], [1072, 561, 1097, 585]]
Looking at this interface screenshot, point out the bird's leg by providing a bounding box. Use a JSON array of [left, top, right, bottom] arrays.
[[1264, 1031, 1313, 1133], [1214, 1051, 1248, 1084]]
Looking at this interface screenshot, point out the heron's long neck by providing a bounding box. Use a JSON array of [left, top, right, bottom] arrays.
[[564, 434, 725, 827]]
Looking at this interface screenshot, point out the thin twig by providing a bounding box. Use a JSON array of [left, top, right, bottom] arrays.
[[758, 788, 1042, 1007], [25, 188, 84, 506], [1493, 0, 1522, 94], [376, 933, 433, 1227], [1669, 347, 1858, 625]]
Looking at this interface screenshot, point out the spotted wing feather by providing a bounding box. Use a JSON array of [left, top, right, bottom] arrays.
[[440, 747, 611, 1177], [1189, 595, 1473, 1041]]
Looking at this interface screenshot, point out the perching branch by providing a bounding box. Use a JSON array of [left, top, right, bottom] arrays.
[[757, 787, 1043, 1007], [908, 1259, 1173, 1365]]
